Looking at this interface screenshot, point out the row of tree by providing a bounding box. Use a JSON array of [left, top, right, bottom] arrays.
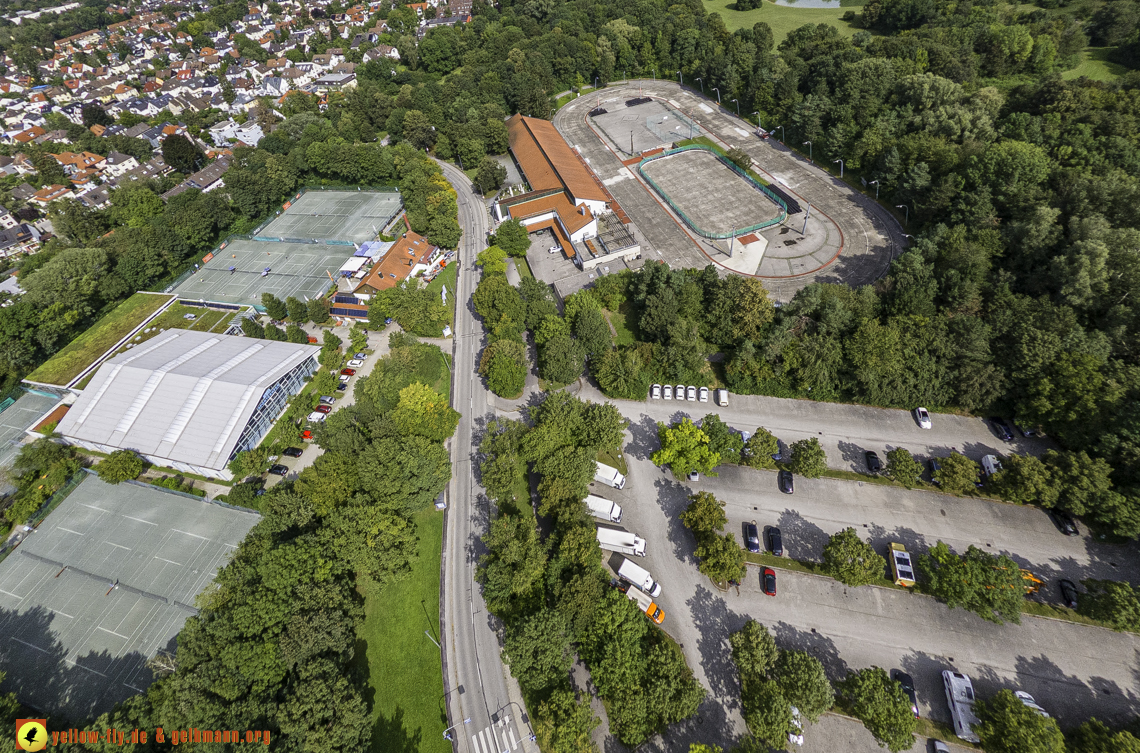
[[477, 392, 705, 748]]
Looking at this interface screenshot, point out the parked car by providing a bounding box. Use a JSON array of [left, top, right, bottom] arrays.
[[914, 407, 932, 429], [762, 567, 777, 596], [663, 385, 673, 400], [675, 384, 686, 401], [354, 351, 367, 359], [341, 368, 356, 376], [347, 359, 365, 368], [768, 527, 783, 557], [319, 395, 336, 405], [928, 458, 942, 485], [686, 385, 697, 401], [283, 447, 303, 458], [778, 470, 794, 494], [549, 245, 561, 254], [315, 404, 332, 414], [687, 470, 700, 482], [699, 386, 709, 402], [1059, 579, 1079, 609], [1014, 691, 1050, 717], [788, 707, 804, 747], [337, 381, 349, 391], [1049, 510, 1079, 537], [989, 417, 1014, 441], [932, 742, 951, 753], [744, 521, 760, 553], [268, 464, 289, 476], [651, 384, 662, 399], [306, 411, 326, 422], [892, 670, 919, 718], [865, 451, 882, 473]]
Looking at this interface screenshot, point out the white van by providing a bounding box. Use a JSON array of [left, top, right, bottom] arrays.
[[618, 557, 661, 597], [981, 454, 1002, 477], [716, 388, 729, 407]]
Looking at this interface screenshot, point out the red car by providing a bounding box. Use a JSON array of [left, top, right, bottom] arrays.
[[315, 404, 332, 414], [340, 368, 356, 376], [762, 568, 777, 596]]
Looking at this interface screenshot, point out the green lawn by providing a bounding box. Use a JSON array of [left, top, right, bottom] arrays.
[[606, 305, 638, 347], [705, 0, 862, 40], [425, 262, 458, 330], [107, 303, 235, 357], [26, 292, 174, 386], [358, 508, 449, 753], [1063, 47, 1129, 81]]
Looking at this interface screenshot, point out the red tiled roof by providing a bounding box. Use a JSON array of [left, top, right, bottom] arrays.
[[354, 231, 436, 294], [506, 114, 609, 204]]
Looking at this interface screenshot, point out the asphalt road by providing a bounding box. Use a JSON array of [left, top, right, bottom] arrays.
[[585, 427, 1140, 752], [437, 161, 538, 753]]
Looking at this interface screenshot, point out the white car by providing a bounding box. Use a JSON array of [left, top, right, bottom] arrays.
[[788, 707, 804, 747], [686, 385, 697, 401], [675, 384, 686, 401], [549, 245, 561, 254], [698, 386, 709, 402], [663, 385, 673, 400], [741, 430, 751, 443], [306, 411, 326, 422], [915, 407, 932, 429], [347, 359, 365, 368], [651, 384, 662, 399], [1014, 690, 1050, 717]]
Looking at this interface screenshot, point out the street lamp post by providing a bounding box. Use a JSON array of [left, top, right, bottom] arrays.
[[712, 86, 721, 104], [753, 111, 761, 130], [896, 204, 909, 225], [803, 140, 812, 162], [442, 719, 472, 741], [870, 179, 879, 199], [833, 158, 844, 178], [773, 125, 784, 143], [594, 76, 599, 89], [732, 98, 739, 116], [695, 77, 703, 94], [677, 70, 682, 86]]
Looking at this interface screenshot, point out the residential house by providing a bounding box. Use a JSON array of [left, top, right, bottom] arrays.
[[351, 230, 440, 300], [103, 151, 140, 178], [0, 223, 42, 257], [161, 157, 231, 201], [30, 184, 75, 206]]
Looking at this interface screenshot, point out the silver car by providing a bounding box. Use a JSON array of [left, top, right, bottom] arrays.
[[675, 384, 686, 401], [687, 385, 697, 401], [698, 386, 709, 402], [651, 384, 662, 399], [663, 385, 673, 400]]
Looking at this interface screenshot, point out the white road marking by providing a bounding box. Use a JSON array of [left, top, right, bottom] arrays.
[[698, 103, 713, 113], [56, 526, 83, 536]]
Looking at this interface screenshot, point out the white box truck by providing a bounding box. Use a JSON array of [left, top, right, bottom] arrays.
[[595, 461, 626, 490], [625, 585, 664, 623], [618, 557, 661, 597], [596, 525, 646, 557], [585, 494, 623, 523]]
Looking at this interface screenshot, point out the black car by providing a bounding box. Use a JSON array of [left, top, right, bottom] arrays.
[[891, 670, 919, 718], [989, 417, 1014, 441], [865, 451, 882, 473], [337, 381, 349, 391], [268, 464, 289, 476], [768, 527, 783, 557], [744, 521, 760, 553], [283, 447, 303, 458], [1049, 510, 1079, 537], [928, 458, 942, 485], [778, 470, 794, 494], [1059, 579, 1079, 609]]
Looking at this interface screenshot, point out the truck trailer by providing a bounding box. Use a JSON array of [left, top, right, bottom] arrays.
[[594, 461, 627, 490], [596, 525, 646, 557], [585, 494, 623, 523], [625, 584, 665, 624]]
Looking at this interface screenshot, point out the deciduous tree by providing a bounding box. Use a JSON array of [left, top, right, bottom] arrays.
[[96, 449, 144, 484], [935, 453, 980, 494], [787, 437, 827, 478], [652, 418, 720, 478], [839, 667, 918, 753], [775, 650, 834, 722], [885, 447, 923, 486], [918, 541, 1024, 624], [822, 528, 887, 587], [974, 689, 1065, 753], [680, 491, 728, 537]]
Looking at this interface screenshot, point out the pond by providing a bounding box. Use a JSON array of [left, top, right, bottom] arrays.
[[772, 0, 842, 7]]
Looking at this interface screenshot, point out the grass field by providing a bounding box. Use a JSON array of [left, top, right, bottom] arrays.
[[1063, 47, 1129, 80], [705, 0, 861, 39], [112, 303, 236, 354], [606, 305, 638, 347], [26, 292, 173, 386], [425, 262, 458, 330], [358, 508, 449, 753]]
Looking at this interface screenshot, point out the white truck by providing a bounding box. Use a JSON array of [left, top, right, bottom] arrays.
[[625, 584, 665, 623], [596, 525, 646, 557], [585, 494, 623, 523], [594, 461, 626, 490], [618, 557, 661, 597]]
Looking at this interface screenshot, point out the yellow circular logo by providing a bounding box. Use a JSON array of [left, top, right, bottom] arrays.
[[16, 720, 47, 752]]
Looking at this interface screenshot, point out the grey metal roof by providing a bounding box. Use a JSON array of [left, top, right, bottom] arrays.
[[56, 330, 319, 471]]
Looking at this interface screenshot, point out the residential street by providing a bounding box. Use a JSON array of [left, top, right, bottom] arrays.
[[437, 161, 538, 753]]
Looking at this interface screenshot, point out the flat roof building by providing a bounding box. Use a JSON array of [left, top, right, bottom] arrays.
[[54, 330, 319, 480]]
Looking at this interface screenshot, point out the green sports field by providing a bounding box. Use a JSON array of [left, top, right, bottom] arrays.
[[705, 0, 863, 40]]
